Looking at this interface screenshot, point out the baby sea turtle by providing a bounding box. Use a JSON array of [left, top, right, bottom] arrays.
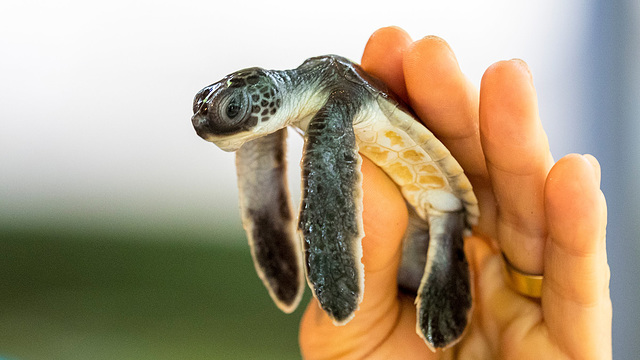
[[191, 55, 479, 350]]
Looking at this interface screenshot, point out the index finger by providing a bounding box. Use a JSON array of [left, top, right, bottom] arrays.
[[361, 26, 413, 102]]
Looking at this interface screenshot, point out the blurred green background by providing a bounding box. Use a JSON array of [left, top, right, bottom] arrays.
[[0, 222, 306, 360]]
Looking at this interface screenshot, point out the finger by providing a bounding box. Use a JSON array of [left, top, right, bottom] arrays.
[[403, 36, 485, 177], [361, 26, 413, 102], [583, 153, 602, 185], [359, 156, 409, 274], [543, 154, 611, 359], [479, 59, 554, 274], [403, 36, 495, 236], [299, 156, 416, 358], [465, 232, 535, 348]]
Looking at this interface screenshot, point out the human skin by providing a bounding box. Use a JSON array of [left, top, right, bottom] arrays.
[[298, 26, 612, 360]]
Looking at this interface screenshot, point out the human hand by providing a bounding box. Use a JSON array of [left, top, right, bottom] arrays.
[[299, 26, 612, 359]]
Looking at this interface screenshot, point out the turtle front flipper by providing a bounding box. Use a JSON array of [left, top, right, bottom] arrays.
[[416, 210, 472, 350], [298, 90, 365, 324], [236, 128, 304, 313]]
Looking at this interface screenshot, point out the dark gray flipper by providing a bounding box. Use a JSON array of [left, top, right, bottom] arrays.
[[417, 210, 472, 350], [298, 90, 364, 324], [236, 128, 304, 313], [397, 206, 429, 293]]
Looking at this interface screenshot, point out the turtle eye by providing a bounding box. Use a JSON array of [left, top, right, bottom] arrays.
[[218, 90, 249, 125], [226, 100, 241, 119]]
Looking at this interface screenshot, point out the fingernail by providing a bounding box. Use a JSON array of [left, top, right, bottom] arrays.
[[583, 154, 602, 186], [422, 35, 459, 66], [509, 58, 533, 84]]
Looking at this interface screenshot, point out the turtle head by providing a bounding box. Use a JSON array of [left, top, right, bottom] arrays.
[[192, 68, 284, 151]]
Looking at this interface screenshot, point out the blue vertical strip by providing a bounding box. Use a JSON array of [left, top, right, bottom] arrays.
[[586, 0, 640, 357]]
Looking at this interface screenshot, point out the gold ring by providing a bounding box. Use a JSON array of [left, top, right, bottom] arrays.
[[501, 253, 543, 298]]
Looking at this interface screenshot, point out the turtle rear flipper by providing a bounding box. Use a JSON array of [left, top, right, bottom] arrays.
[[417, 210, 472, 350], [397, 206, 429, 293], [298, 89, 365, 324], [236, 128, 304, 313]]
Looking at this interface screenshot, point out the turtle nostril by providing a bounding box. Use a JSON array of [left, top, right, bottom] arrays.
[[192, 114, 203, 128]]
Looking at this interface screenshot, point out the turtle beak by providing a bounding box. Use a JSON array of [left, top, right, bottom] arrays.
[[191, 117, 245, 152], [191, 113, 210, 139], [191, 112, 219, 143]]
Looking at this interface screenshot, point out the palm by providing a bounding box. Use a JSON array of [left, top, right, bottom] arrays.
[[299, 27, 611, 360]]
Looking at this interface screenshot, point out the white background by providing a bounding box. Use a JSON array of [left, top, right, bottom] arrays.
[[1, 0, 590, 230]]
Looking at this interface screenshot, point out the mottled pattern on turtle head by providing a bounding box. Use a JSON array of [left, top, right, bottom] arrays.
[[227, 68, 282, 126], [191, 68, 282, 139]]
